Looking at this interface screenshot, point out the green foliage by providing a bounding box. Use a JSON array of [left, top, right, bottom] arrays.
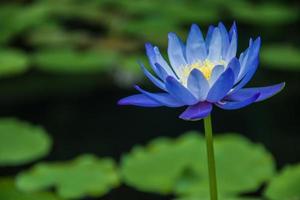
[[229, 2, 299, 25], [264, 164, 300, 200], [0, 118, 51, 166], [33, 48, 119, 74], [0, 178, 61, 200], [261, 45, 300, 71], [16, 154, 120, 199], [121, 132, 275, 198], [0, 49, 30, 77], [0, 0, 298, 78]]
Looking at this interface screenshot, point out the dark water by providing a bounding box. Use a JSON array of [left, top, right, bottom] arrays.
[[0, 67, 299, 199]]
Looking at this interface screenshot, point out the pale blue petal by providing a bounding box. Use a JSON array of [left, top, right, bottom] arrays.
[[187, 69, 210, 101], [227, 58, 241, 83], [186, 24, 207, 63], [209, 65, 225, 85], [207, 28, 222, 61], [218, 22, 230, 59], [168, 32, 187, 75], [205, 25, 215, 49], [225, 28, 237, 62]]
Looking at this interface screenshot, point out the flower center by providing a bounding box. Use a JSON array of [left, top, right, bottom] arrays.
[[181, 60, 220, 86]]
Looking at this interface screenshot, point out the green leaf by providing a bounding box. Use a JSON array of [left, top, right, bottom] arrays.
[[0, 178, 61, 200], [16, 155, 120, 199], [261, 45, 300, 71], [264, 164, 300, 200], [175, 134, 275, 198], [0, 118, 52, 166], [33, 48, 119, 74], [0, 50, 30, 78], [121, 132, 275, 198], [229, 3, 299, 25], [121, 132, 204, 194]]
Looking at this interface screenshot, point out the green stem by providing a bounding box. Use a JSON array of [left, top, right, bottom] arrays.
[[204, 115, 218, 200]]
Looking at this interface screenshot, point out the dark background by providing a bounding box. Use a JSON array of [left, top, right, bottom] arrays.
[[0, 0, 299, 199]]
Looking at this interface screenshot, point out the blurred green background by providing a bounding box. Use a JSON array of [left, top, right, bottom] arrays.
[[0, 0, 299, 199]]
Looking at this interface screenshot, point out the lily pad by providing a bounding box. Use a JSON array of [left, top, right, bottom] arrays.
[[261, 45, 300, 71], [0, 50, 30, 77], [121, 133, 204, 194], [0, 118, 51, 166], [175, 134, 275, 198], [121, 132, 275, 198], [16, 155, 120, 199], [0, 178, 61, 200], [264, 164, 300, 200]]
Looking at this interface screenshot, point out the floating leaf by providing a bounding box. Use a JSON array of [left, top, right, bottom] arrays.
[[16, 155, 120, 199], [264, 164, 300, 200], [121, 133, 204, 194], [0, 178, 61, 200], [33, 48, 119, 74], [0, 118, 51, 166], [261, 45, 300, 71], [0, 50, 30, 78], [175, 134, 275, 198], [121, 132, 275, 198]]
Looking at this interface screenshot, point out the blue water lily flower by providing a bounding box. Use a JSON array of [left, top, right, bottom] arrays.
[[118, 22, 285, 121]]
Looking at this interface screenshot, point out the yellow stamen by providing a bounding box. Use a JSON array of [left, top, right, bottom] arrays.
[[180, 60, 226, 86]]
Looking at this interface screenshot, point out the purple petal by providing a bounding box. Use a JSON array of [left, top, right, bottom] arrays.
[[165, 76, 198, 105], [135, 85, 184, 107], [206, 68, 235, 102], [227, 82, 285, 102], [179, 102, 213, 121], [118, 94, 163, 107], [216, 93, 260, 110]]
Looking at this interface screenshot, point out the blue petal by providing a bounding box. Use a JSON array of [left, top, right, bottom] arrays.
[[225, 27, 237, 62], [154, 63, 170, 81], [209, 65, 224, 85], [229, 21, 237, 41], [226, 82, 285, 102], [206, 67, 235, 102], [218, 22, 230, 59], [118, 94, 163, 107], [145, 43, 174, 78], [179, 102, 212, 121], [205, 25, 215, 49], [216, 93, 260, 110], [165, 76, 198, 105], [135, 85, 184, 107], [237, 37, 261, 81], [168, 33, 187, 75], [232, 37, 261, 92], [227, 58, 241, 82], [140, 62, 166, 91], [187, 69, 210, 101], [207, 28, 222, 61], [186, 24, 207, 63]]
